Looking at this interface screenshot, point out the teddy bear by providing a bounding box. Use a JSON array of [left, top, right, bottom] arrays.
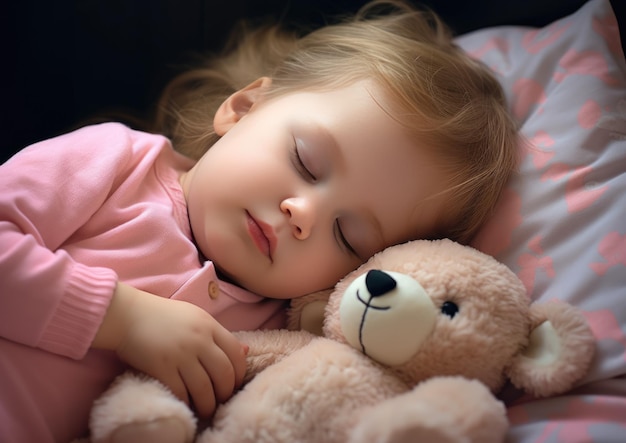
[[86, 239, 595, 443]]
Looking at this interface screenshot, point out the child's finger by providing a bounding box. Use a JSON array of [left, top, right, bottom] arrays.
[[197, 344, 236, 406], [154, 368, 189, 407], [213, 329, 249, 389], [179, 362, 217, 418]]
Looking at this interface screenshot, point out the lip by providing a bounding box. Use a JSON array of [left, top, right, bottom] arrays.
[[246, 211, 276, 261]]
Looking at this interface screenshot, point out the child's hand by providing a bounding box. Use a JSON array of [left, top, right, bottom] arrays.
[[93, 282, 247, 417]]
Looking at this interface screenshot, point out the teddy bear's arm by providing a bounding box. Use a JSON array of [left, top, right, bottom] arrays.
[[234, 329, 316, 383]]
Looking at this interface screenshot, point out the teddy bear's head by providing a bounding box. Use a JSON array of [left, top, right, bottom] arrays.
[[296, 239, 594, 397]]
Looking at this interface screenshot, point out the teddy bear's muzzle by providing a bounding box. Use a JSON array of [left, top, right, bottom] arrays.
[[339, 269, 438, 366]]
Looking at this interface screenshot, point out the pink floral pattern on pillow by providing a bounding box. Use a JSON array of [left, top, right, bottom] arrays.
[[457, 0, 626, 441]]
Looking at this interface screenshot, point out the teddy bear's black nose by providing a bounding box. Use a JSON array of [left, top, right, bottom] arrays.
[[365, 269, 397, 297]]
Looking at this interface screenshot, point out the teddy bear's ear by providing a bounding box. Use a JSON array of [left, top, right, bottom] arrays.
[[506, 301, 595, 397], [286, 289, 332, 335]]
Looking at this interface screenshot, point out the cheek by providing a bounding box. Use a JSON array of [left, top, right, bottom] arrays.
[[254, 247, 360, 298]]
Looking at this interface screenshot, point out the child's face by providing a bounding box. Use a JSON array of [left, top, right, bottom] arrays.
[[180, 79, 451, 298]]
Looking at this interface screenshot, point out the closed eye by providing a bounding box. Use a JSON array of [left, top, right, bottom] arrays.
[[334, 219, 358, 257], [291, 139, 317, 183]]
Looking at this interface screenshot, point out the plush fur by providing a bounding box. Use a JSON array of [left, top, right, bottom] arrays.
[[87, 239, 595, 443]]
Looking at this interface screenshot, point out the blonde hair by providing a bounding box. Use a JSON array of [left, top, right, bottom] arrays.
[[154, 0, 519, 244]]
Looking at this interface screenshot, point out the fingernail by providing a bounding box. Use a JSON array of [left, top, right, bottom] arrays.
[[242, 344, 249, 355]]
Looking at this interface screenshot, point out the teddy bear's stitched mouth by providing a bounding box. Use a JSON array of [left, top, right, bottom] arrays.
[[356, 289, 390, 358], [356, 289, 391, 311]]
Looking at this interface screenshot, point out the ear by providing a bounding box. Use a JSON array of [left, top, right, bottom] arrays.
[[506, 301, 595, 397], [286, 289, 332, 335], [213, 77, 272, 136]]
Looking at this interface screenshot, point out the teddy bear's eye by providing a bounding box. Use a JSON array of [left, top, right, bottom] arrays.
[[441, 301, 459, 318]]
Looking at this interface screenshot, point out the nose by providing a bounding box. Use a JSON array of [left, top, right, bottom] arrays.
[[365, 270, 397, 297], [280, 197, 315, 240]]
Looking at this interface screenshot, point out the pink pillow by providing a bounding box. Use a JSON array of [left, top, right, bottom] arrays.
[[457, 0, 626, 440]]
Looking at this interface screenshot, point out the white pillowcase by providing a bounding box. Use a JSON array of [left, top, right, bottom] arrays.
[[456, 0, 626, 440]]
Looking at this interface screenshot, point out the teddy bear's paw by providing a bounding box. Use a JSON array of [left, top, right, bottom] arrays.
[[349, 377, 507, 443], [90, 372, 196, 443], [349, 411, 469, 443], [101, 417, 190, 443]]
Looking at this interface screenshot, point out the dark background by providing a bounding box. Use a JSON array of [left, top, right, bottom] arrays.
[[4, 0, 623, 163]]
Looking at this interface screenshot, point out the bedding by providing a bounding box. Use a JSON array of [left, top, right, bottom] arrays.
[[457, 0, 626, 440]]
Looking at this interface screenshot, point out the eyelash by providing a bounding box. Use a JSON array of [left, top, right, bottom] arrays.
[[290, 140, 357, 257], [335, 220, 358, 257], [291, 141, 317, 183]]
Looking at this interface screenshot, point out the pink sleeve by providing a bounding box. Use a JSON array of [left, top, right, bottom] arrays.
[[0, 123, 140, 359]]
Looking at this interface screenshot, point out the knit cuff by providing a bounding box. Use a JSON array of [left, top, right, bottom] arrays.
[[38, 263, 118, 359]]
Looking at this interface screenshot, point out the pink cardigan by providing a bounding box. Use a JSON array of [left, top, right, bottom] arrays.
[[0, 123, 286, 442]]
